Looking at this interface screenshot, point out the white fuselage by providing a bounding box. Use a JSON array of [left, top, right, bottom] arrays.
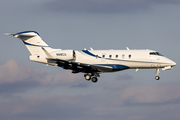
[[29, 49, 176, 72], [8, 31, 176, 81]]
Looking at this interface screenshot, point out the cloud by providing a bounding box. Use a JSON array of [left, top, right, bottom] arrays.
[[0, 95, 89, 120], [116, 73, 134, 80], [1, 83, 180, 120], [46, 0, 180, 13], [70, 83, 89, 88], [0, 60, 47, 84], [0, 94, 106, 120], [0, 60, 85, 94], [98, 81, 180, 107], [1, 60, 180, 120], [111, 84, 180, 106]]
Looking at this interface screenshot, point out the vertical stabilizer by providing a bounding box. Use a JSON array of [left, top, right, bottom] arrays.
[[9, 31, 51, 55]]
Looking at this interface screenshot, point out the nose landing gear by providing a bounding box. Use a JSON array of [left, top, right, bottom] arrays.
[[155, 68, 160, 80], [155, 76, 160, 80]]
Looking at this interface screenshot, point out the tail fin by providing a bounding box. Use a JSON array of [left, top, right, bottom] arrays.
[[7, 31, 51, 55]]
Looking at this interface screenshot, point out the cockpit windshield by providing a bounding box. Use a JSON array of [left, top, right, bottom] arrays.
[[149, 52, 163, 56]]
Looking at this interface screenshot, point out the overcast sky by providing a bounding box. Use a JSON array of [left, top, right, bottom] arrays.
[[0, 0, 180, 120]]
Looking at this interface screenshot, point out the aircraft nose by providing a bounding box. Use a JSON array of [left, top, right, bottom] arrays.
[[167, 58, 176, 67], [171, 61, 176, 66]]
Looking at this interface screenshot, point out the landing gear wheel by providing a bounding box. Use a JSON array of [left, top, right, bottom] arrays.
[[84, 74, 91, 81], [91, 77, 98, 83], [155, 76, 160, 80]]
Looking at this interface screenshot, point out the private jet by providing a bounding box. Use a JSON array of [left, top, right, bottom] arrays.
[[6, 31, 176, 83]]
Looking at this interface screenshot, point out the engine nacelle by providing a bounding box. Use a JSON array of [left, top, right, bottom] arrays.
[[54, 50, 75, 60]]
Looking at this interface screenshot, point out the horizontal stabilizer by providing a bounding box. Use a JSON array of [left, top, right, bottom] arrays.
[[5, 31, 38, 38]]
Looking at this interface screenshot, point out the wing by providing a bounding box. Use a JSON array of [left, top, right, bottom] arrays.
[[47, 58, 129, 74], [47, 58, 113, 73]]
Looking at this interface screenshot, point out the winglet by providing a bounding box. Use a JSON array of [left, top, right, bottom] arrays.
[[90, 47, 93, 50]]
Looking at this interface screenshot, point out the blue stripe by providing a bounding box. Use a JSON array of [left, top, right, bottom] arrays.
[[82, 50, 101, 58], [15, 31, 40, 36], [96, 64, 130, 70], [23, 41, 49, 47]]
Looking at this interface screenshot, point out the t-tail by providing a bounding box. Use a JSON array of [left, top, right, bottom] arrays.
[[6, 31, 51, 55]]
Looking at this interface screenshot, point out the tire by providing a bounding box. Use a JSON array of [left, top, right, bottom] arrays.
[[155, 76, 160, 80], [85, 74, 91, 81], [91, 77, 98, 83]]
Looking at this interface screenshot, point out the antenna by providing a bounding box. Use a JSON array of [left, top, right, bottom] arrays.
[[90, 47, 93, 50]]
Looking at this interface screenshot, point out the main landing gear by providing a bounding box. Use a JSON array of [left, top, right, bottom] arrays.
[[155, 68, 160, 80], [84, 73, 99, 83]]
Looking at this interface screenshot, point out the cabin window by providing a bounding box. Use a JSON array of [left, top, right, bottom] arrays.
[[150, 52, 156, 55], [102, 55, 105, 58], [122, 54, 125, 59], [116, 55, 118, 58], [129, 55, 131, 59], [109, 55, 112, 58]]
